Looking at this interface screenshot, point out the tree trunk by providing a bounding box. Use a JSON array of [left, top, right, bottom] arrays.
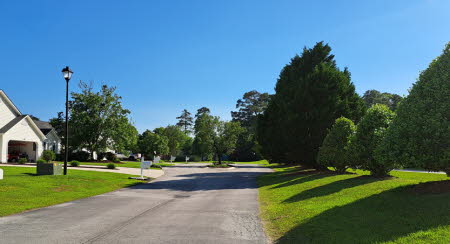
[[217, 153, 222, 165]]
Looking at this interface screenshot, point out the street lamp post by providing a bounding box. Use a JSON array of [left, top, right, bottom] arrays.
[[61, 66, 73, 175]]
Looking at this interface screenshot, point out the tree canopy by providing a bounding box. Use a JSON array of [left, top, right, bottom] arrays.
[[176, 109, 193, 135], [67, 82, 137, 158], [257, 41, 365, 168], [350, 104, 395, 177], [230, 90, 270, 161], [317, 117, 355, 173], [375, 42, 450, 176], [362, 90, 403, 111]]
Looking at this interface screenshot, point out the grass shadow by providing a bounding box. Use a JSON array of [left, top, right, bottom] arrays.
[[283, 175, 383, 203], [276, 184, 450, 243]]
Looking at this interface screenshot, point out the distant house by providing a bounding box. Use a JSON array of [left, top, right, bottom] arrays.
[[33, 120, 61, 154], [0, 90, 46, 162]]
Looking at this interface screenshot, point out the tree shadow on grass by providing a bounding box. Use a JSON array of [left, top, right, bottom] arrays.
[[276, 183, 450, 244], [258, 166, 328, 188], [283, 175, 383, 203]]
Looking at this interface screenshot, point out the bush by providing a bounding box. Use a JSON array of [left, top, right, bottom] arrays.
[[349, 104, 395, 177], [36, 159, 46, 164], [106, 163, 116, 169], [70, 160, 80, 167], [318, 117, 356, 173], [18, 158, 28, 164], [41, 150, 56, 162], [105, 152, 117, 162], [71, 151, 90, 162], [375, 43, 450, 176]]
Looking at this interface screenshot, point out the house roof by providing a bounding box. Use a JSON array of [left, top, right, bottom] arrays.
[[0, 90, 22, 116], [32, 120, 52, 134], [0, 115, 27, 133]]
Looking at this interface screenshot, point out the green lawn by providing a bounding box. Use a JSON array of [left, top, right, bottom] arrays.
[[57, 161, 174, 169], [0, 166, 142, 217], [258, 165, 450, 244]]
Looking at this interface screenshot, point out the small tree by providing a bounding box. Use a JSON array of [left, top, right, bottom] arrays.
[[41, 150, 56, 163], [211, 120, 244, 165], [317, 117, 355, 173], [349, 104, 395, 177], [376, 43, 450, 176]]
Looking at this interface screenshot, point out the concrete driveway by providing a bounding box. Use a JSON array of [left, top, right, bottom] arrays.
[[0, 163, 272, 244]]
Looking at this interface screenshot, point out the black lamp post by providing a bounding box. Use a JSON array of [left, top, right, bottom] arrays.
[[61, 66, 73, 175]]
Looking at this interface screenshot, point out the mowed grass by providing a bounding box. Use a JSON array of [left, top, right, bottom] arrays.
[[258, 165, 450, 244], [0, 166, 142, 217], [57, 161, 173, 169]]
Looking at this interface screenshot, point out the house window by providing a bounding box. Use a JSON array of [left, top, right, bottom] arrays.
[[33, 143, 36, 151]]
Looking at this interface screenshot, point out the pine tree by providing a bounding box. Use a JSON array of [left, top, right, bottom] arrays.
[[176, 109, 193, 135]]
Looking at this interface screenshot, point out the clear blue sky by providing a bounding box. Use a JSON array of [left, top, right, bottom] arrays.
[[0, 0, 449, 132]]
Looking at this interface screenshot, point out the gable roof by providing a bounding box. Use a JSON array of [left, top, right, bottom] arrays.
[[0, 115, 46, 140], [0, 90, 22, 116], [33, 120, 54, 135], [0, 115, 27, 133]]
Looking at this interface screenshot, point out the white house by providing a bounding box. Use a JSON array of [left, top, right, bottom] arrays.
[[0, 90, 47, 163], [33, 120, 61, 154]]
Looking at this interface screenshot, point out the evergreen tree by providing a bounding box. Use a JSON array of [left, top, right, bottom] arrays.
[[257, 42, 365, 168], [376, 42, 450, 176], [176, 109, 193, 134]]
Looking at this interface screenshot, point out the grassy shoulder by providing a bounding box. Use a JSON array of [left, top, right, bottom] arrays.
[[258, 165, 450, 244], [0, 166, 142, 217]]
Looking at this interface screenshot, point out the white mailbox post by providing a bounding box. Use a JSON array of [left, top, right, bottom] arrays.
[[154, 156, 161, 165], [170, 156, 176, 163], [185, 156, 190, 163], [0, 168, 3, 180], [140, 160, 152, 180]]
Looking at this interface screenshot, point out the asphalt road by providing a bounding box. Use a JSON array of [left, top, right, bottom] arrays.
[[0, 163, 272, 244]]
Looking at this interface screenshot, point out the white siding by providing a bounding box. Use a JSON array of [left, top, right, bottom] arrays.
[[44, 130, 61, 154], [2, 118, 43, 162], [0, 95, 18, 129]]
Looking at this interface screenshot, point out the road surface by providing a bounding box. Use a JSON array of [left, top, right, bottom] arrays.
[[0, 163, 272, 244]]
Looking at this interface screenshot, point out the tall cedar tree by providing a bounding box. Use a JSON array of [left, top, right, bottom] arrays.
[[176, 109, 193, 134], [257, 42, 365, 168]]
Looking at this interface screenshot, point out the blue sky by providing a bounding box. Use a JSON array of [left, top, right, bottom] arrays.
[[0, 0, 449, 132]]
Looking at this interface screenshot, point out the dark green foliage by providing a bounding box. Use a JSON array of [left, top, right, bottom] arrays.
[[105, 152, 117, 162], [257, 42, 365, 167], [41, 150, 56, 162], [138, 129, 169, 158], [231, 90, 270, 161], [376, 43, 450, 176], [193, 113, 244, 164], [70, 160, 80, 167], [350, 104, 395, 177], [176, 109, 193, 135], [36, 159, 46, 164], [106, 163, 116, 169], [362, 90, 403, 111], [67, 82, 137, 158], [71, 151, 90, 162], [317, 117, 356, 173], [18, 158, 28, 164]]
